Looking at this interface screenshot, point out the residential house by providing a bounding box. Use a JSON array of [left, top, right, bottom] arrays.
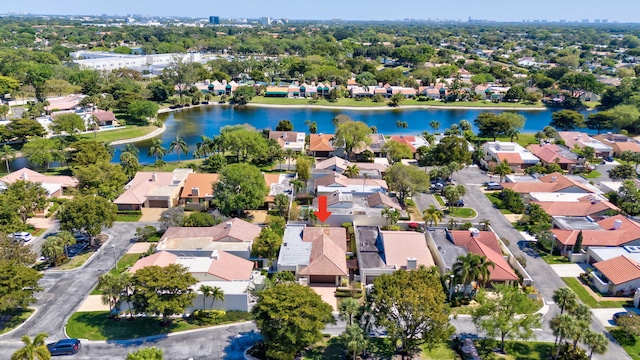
[[366, 192, 402, 211], [474, 84, 510, 101], [268, 131, 306, 152], [501, 172, 597, 197], [388, 135, 430, 154], [308, 134, 335, 157], [129, 250, 262, 311], [0, 167, 78, 198], [314, 156, 389, 179], [483, 142, 540, 172], [353, 134, 388, 158], [179, 173, 219, 210], [45, 94, 86, 112], [113, 169, 192, 210], [277, 225, 347, 285], [552, 215, 640, 254], [527, 144, 581, 171], [592, 255, 640, 295], [556, 131, 613, 158], [156, 218, 262, 259], [530, 193, 619, 217], [315, 172, 388, 194], [88, 109, 120, 127], [356, 226, 435, 284], [446, 229, 519, 285], [594, 133, 640, 156], [264, 86, 290, 97]]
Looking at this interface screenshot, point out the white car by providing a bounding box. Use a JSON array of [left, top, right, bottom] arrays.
[[13, 232, 33, 242]]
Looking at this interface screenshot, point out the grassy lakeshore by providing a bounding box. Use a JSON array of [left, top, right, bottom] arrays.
[[79, 126, 158, 143]]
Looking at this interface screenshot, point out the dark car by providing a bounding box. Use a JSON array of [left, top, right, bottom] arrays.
[[613, 311, 636, 325], [446, 199, 465, 207], [603, 156, 614, 162], [47, 339, 81, 356]]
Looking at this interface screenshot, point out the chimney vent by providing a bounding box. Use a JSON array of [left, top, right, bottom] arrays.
[[191, 187, 199, 197], [551, 176, 557, 183], [151, 172, 157, 182], [406, 257, 417, 270], [21, 172, 28, 181], [226, 221, 232, 227], [470, 228, 480, 237], [614, 219, 623, 230], [211, 249, 219, 260]]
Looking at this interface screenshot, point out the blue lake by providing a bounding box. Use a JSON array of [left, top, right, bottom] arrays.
[[112, 105, 589, 165]]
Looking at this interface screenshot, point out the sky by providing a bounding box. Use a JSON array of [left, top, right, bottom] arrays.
[[5, 0, 640, 23]]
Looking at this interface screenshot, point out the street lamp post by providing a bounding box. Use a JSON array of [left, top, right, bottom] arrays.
[[449, 274, 455, 302], [111, 244, 118, 270]]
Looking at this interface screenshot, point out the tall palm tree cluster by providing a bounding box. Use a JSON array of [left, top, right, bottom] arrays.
[[550, 288, 608, 359], [452, 253, 495, 298]]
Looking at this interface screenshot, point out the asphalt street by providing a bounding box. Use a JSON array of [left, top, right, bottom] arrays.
[[437, 166, 630, 360]]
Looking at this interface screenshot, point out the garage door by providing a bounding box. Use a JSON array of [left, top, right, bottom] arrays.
[[310, 275, 335, 283], [148, 200, 168, 208]]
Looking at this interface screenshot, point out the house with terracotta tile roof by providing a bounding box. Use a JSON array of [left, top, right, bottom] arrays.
[[308, 134, 335, 157], [447, 229, 519, 284], [531, 193, 619, 217], [501, 172, 595, 195], [314, 156, 389, 178], [551, 215, 640, 254], [555, 131, 613, 157], [366, 192, 402, 211], [527, 144, 580, 170], [179, 173, 219, 210], [592, 255, 640, 295], [129, 250, 262, 311], [483, 142, 540, 172], [277, 225, 347, 284], [388, 135, 429, 153], [593, 133, 640, 156], [87, 109, 120, 127], [113, 169, 192, 210], [355, 226, 435, 284], [156, 218, 262, 259], [268, 131, 306, 152], [45, 94, 86, 112], [0, 167, 78, 198]]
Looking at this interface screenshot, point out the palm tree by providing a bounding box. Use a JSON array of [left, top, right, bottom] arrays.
[[344, 164, 360, 179], [98, 273, 125, 318], [492, 159, 512, 183], [88, 115, 100, 138], [430, 120, 440, 134], [479, 219, 491, 231], [552, 288, 578, 315], [422, 205, 444, 227], [474, 256, 496, 288], [338, 297, 360, 326], [199, 285, 214, 309], [443, 185, 461, 209], [285, 149, 295, 171], [582, 330, 608, 359], [169, 135, 188, 162], [453, 254, 495, 296], [124, 144, 140, 159], [11, 333, 50, 360], [0, 144, 16, 173], [551, 314, 574, 360], [506, 128, 520, 142], [341, 325, 368, 360], [119, 272, 135, 320], [458, 119, 472, 131], [395, 120, 408, 129], [148, 139, 167, 162], [209, 286, 224, 309], [381, 207, 400, 226], [57, 231, 76, 258], [290, 179, 305, 195], [41, 237, 65, 266]]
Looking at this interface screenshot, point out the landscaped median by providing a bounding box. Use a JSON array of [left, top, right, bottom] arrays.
[[0, 308, 34, 335], [66, 310, 252, 340]]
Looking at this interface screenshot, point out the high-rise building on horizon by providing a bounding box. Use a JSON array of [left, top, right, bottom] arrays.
[[209, 16, 219, 25]]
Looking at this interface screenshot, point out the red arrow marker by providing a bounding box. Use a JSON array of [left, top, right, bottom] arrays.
[[314, 195, 332, 223]]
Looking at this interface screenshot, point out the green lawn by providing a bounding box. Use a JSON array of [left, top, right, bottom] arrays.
[[78, 126, 158, 143], [433, 194, 446, 206], [582, 171, 602, 179], [141, 159, 204, 172], [477, 340, 553, 360], [0, 308, 34, 335], [66, 311, 251, 340], [55, 251, 94, 270], [116, 213, 143, 222], [541, 254, 569, 265], [562, 277, 630, 308], [447, 207, 477, 218], [608, 327, 640, 360]]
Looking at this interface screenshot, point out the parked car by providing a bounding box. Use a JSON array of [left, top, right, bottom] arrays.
[[486, 182, 504, 191], [446, 199, 465, 207], [47, 339, 81, 356], [12, 232, 33, 243], [613, 311, 636, 325], [603, 156, 614, 162]]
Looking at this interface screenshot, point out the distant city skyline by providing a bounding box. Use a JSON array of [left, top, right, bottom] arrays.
[[4, 0, 640, 23]]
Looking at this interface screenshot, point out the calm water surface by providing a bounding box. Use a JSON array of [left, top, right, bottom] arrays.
[[111, 105, 586, 165]]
